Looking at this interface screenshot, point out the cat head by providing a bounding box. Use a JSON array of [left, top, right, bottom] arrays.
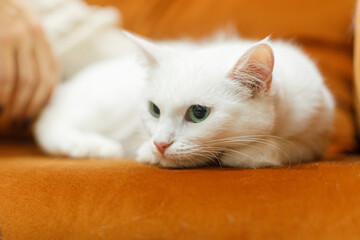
[[125, 32, 276, 168]]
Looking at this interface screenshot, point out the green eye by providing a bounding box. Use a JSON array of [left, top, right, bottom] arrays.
[[149, 102, 160, 118], [186, 105, 210, 123]]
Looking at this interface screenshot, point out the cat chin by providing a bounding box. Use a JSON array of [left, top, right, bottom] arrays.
[[156, 154, 212, 168], [158, 160, 209, 169]]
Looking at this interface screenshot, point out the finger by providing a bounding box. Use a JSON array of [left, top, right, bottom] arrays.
[[25, 38, 57, 119], [10, 39, 38, 119], [28, 18, 58, 73], [25, 78, 53, 120], [0, 44, 16, 115]]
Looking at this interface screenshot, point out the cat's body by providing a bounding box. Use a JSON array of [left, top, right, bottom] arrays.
[[35, 33, 334, 168]]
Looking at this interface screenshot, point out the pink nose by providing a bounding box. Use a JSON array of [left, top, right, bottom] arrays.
[[154, 141, 173, 154]]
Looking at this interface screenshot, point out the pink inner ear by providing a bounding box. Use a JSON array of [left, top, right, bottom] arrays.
[[229, 43, 274, 95]]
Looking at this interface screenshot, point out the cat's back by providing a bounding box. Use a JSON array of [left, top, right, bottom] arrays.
[[64, 53, 145, 93], [55, 52, 146, 110]]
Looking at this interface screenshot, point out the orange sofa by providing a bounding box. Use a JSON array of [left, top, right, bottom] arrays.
[[0, 0, 359, 239]]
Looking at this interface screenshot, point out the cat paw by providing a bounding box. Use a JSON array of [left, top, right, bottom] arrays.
[[136, 142, 159, 165], [55, 134, 124, 159], [136, 154, 159, 165]]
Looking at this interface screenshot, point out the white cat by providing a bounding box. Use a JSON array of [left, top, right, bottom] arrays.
[[34, 32, 334, 168]]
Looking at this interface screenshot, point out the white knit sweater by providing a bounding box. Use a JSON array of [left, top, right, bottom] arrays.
[[27, 0, 132, 79]]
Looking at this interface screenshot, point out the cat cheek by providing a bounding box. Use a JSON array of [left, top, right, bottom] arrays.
[[140, 118, 156, 136]]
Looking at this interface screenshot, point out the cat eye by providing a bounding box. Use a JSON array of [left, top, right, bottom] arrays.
[[186, 105, 210, 123], [149, 102, 160, 118]]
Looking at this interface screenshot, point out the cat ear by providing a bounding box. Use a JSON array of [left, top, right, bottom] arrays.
[[228, 43, 274, 96], [122, 31, 166, 66]]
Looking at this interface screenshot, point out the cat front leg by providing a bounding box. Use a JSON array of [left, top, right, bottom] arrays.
[[136, 141, 159, 165], [220, 138, 288, 168], [61, 132, 125, 159], [35, 122, 124, 159]]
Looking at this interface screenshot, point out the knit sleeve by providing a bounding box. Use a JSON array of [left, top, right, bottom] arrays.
[[26, 0, 121, 56]]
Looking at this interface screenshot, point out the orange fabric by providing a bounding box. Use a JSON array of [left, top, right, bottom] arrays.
[[86, 0, 357, 154], [355, 0, 360, 131], [1, 141, 360, 239]]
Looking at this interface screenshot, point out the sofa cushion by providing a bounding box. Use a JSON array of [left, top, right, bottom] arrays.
[[0, 140, 360, 239]]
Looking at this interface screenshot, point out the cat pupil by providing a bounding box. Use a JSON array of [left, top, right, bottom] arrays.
[[193, 105, 206, 119], [153, 104, 160, 114]]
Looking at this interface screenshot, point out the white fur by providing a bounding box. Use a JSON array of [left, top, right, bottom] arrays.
[[35, 33, 334, 168]]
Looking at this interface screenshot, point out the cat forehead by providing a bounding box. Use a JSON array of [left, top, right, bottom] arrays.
[[163, 50, 236, 72], [146, 77, 221, 108], [151, 52, 234, 85], [144, 48, 251, 108], [148, 61, 229, 103], [145, 75, 242, 114]]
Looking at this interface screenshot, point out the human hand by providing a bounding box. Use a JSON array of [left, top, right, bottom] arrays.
[[0, 0, 59, 131]]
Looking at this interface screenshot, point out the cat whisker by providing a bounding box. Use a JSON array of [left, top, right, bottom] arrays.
[[194, 138, 294, 166], [180, 147, 222, 168], [200, 133, 302, 164]]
